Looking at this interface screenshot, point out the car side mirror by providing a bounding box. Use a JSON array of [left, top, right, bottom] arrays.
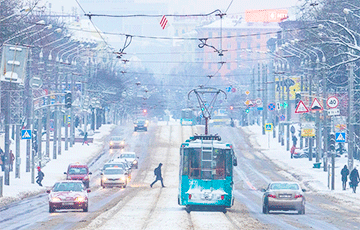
[[100, 172, 103, 175], [46, 190, 51, 193], [302, 189, 306, 192], [64, 172, 67, 174], [137, 157, 139, 159], [261, 188, 266, 192], [125, 172, 128, 175], [233, 158, 237, 166], [89, 172, 92, 175], [87, 189, 91, 193]]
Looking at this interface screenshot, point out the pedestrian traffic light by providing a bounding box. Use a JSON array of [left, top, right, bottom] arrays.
[[65, 92, 72, 108], [295, 92, 301, 109], [245, 107, 249, 113], [283, 102, 288, 109], [230, 106, 233, 110], [143, 109, 147, 113], [329, 132, 336, 151]]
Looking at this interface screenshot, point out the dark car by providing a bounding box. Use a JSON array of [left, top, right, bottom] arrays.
[[64, 163, 92, 188], [134, 119, 148, 132], [47, 181, 91, 213]]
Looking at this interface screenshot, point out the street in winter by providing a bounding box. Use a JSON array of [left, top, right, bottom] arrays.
[[1, 0, 360, 229]]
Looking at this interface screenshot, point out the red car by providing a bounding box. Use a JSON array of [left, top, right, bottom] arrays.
[[47, 181, 91, 213], [64, 163, 92, 188]]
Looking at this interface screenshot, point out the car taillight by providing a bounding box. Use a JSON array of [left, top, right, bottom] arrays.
[[221, 195, 224, 200], [294, 194, 303, 198], [188, 194, 192, 199], [268, 194, 276, 198]]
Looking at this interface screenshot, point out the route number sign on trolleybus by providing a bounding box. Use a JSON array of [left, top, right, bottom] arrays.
[[326, 96, 339, 109]]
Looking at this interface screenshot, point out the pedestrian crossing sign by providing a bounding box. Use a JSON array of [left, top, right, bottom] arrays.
[[335, 132, 346, 143], [265, 123, 273, 131], [21, 129, 32, 139]]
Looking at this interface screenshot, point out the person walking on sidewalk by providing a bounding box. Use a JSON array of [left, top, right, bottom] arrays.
[[350, 166, 360, 193], [36, 166, 45, 186], [82, 132, 89, 145], [0, 147, 4, 171], [150, 163, 165, 188], [341, 165, 349, 190]]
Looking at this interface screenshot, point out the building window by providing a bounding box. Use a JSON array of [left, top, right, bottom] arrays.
[[227, 43, 231, 49], [257, 32, 260, 39], [247, 42, 251, 49], [209, 32, 212, 38], [257, 43, 260, 49], [237, 42, 241, 49], [227, 63, 231, 70]]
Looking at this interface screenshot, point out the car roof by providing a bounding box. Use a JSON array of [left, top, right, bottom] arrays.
[[105, 167, 124, 170], [68, 163, 88, 168], [55, 180, 84, 184], [121, 152, 136, 155]]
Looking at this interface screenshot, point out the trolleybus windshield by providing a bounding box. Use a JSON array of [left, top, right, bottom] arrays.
[[183, 148, 231, 180]]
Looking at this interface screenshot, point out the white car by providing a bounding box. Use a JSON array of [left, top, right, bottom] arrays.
[[118, 152, 139, 169], [100, 167, 128, 188]]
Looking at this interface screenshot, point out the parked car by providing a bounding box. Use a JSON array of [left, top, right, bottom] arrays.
[[293, 147, 322, 159], [64, 163, 92, 188], [47, 181, 91, 213], [100, 167, 128, 188], [261, 181, 306, 214]]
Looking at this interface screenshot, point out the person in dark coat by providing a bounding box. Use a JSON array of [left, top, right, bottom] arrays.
[[350, 166, 360, 193], [150, 163, 165, 188], [0, 148, 4, 171], [36, 166, 45, 186], [82, 132, 89, 145], [341, 165, 349, 190]]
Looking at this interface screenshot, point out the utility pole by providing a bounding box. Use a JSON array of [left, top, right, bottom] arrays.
[[262, 64, 267, 135], [322, 63, 328, 172], [348, 61, 355, 171], [286, 77, 290, 151], [316, 60, 321, 163], [4, 83, 11, 185], [308, 61, 313, 161]]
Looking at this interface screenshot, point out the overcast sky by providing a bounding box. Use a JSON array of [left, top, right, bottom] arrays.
[[39, 0, 302, 16]]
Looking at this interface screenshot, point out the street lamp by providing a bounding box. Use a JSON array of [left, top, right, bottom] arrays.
[[0, 7, 31, 23], [2, 20, 46, 45]]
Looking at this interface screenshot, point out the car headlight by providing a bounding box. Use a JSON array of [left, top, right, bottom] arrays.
[[120, 176, 127, 181], [134, 124, 138, 127], [102, 177, 108, 182], [110, 141, 113, 145], [84, 175, 89, 180], [133, 160, 138, 164], [75, 196, 86, 202], [144, 124, 148, 127], [120, 141, 125, 145], [51, 197, 61, 202]]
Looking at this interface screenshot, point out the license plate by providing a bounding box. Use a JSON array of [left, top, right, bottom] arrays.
[[63, 202, 74, 205], [279, 194, 291, 198]]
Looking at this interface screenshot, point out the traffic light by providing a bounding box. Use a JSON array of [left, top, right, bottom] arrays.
[[329, 132, 336, 151], [245, 107, 249, 113], [143, 109, 147, 114], [295, 92, 301, 109], [283, 102, 288, 109], [65, 92, 72, 109], [230, 106, 233, 110]]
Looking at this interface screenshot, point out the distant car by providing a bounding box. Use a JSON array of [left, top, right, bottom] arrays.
[[294, 147, 325, 159], [101, 162, 128, 172], [109, 136, 125, 149], [64, 163, 92, 188], [111, 158, 132, 179], [47, 181, 91, 213], [118, 152, 139, 169], [101, 167, 128, 188], [262, 181, 306, 214], [134, 119, 148, 131]]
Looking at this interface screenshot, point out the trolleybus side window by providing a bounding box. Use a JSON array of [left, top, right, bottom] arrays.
[[213, 149, 226, 179], [225, 149, 232, 177], [189, 148, 201, 178], [183, 149, 189, 175]]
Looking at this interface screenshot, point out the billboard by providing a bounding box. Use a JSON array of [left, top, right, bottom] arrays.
[[245, 9, 288, 23], [0, 44, 29, 85]]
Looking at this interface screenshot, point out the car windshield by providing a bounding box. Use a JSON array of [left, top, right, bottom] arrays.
[[104, 168, 124, 175], [111, 137, 122, 141], [104, 163, 124, 170], [270, 183, 299, 190], [120, 154, 136, 158], [68, 167, 88, 175], [137, 120, 145, 124], [53, 182, 83, 192]]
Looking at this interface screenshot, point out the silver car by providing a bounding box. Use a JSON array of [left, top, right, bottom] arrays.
[[261, 181, 306, 214], [100, 167, 128, 188]]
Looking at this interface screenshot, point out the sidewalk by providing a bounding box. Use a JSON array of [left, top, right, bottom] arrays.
[[241, 124, 360, 205], [0, 124, 116, 206]]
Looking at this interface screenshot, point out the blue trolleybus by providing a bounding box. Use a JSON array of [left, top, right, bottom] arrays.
[[180, 108, 196, 126], [178, 135, 237, 213]]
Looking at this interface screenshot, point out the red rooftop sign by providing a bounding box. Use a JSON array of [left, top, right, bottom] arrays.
[[245, 9, 288, 22]]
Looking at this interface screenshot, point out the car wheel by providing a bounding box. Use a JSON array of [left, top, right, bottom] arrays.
[[262, 203, 269, 214], [49, 206, 55, 213], [298, 205, 305, 215], [83, 206, 88, 212]]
